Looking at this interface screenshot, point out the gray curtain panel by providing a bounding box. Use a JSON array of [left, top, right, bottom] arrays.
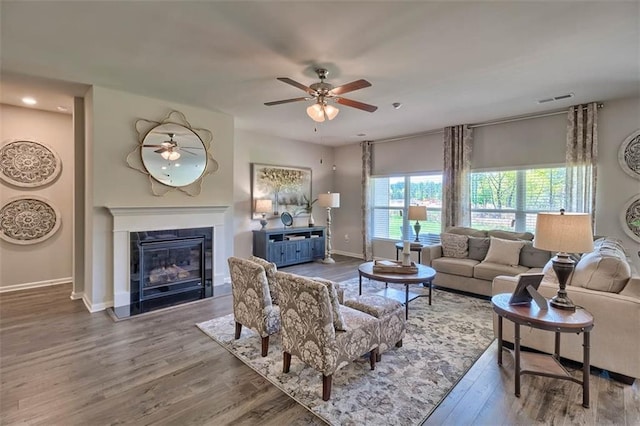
[[443, 125, 473, 229], [566, 102, 598, 228], [361, 141, 373, 261]]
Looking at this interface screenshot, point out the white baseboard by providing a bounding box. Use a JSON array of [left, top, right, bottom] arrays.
[[70, 291, 84, 300], [332, 250, 363, 259], [0, 277, 72, 293], [82, 294, 112, 313]]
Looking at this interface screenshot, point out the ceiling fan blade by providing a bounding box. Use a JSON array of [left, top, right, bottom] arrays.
[[143, 145, 165, 148], [180, 149, 197, 156], [335, 97, 378, 112], [264, 97, 309, 106], [330, 79, 372, 96], [277, 77, 315, 95], [154, 148, 167, 154]]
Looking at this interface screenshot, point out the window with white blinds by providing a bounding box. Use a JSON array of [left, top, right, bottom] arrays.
[[371, 174, 443, 242], [470, 166, 566, 232]]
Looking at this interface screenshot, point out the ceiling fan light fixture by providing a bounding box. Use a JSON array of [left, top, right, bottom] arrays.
[[161, 150, 181, 161], [307, 103, 325, 122], [324, 104, 339, 120]]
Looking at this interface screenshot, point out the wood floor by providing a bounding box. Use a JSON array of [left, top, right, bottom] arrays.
[[1, 255, 638, 425]]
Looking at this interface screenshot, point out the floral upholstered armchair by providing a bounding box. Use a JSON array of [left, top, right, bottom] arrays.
[[276, 271, 379, 401], [227, 256, 280, 357]]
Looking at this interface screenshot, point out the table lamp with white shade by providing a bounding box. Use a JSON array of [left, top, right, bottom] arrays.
[[533, 210, 594, 310], [408, 206, 427, 243], [318, 192, 340, 264], [255, 199, 273, 230]]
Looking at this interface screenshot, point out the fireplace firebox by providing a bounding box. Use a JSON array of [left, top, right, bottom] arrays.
[[129, 227, 213, 314]]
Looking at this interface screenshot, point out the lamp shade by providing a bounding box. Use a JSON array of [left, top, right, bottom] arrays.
[[318, 192, 340, 208], [255, 199, 272, 213], [307, 103, 325, 122], [324, 104, 339, 120], [408, 205, 427, 221], [534, 212, 594, 253]]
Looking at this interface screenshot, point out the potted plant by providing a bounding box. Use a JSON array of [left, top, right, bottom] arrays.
[[297, 195, 318, 227]]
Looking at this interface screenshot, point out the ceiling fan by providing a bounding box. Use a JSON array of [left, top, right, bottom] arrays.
[[143, 133, 199, 160], [264, 68, 377, 122]]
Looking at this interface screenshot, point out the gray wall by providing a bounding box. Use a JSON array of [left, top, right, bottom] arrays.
[[333, 96, 640, 270], [0, 105, 73, 290]]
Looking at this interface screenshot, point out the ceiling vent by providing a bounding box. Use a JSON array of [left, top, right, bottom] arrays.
[[537, 92, 574, 104]]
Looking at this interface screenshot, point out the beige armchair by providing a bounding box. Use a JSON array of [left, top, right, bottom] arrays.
[[276, 271, 379, 401], [227, 256, 280, 357]]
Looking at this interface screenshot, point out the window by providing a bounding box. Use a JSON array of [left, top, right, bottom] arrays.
[[371, 174, 442, 242], [469, 166, 566, 232]]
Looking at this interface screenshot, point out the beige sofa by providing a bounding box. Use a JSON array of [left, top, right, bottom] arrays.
[[492, 237, 640, 382], [421, 227, 552, 297]]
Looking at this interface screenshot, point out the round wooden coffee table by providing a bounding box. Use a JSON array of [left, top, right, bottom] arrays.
[[358, 261, 436, 319]]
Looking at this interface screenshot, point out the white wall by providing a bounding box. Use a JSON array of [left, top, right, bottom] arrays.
[[333, 96, 640, 271], [0, 105, 73, 291], [84, 86, 234, 311], [233, 129, 335, 258]]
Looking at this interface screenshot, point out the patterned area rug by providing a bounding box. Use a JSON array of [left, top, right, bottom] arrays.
[[196, 277, 494, 425]]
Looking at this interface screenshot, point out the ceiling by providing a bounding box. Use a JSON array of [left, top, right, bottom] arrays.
[[1, 1, 638, 146]]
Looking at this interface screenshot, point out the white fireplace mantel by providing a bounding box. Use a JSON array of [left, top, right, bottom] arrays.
[[107, 205, 229, 308]]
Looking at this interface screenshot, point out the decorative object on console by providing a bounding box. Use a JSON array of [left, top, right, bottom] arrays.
[[0, 139, 62, 187], [621, 195, 640, 243], [408, 205, 427, 242], [319, 192, 340, 264], [251, 163, 311, 219], [617, 129, 640, 180], [280, 211, 293, 227], [0, 196, 61, 245], [534, 210, 594, 310], [127, 110, 219, 196], [255, 199, 272, 230], [264, 68, 377, 123]]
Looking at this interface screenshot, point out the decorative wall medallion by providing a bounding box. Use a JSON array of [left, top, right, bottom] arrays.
[[618, 129, 640, 180], [0, 140, 62, 187], [621, 195, 640, 243], [0, 196, 61, 245]]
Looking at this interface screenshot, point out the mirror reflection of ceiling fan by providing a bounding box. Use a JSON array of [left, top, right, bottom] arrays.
[[264, 68, 377, 122], [143, 133, 202, 161]]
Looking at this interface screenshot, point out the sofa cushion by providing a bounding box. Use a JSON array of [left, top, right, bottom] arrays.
[[432, 257, 479, 277], [441, 233, 469, 258], [484, 237, 525, 267], [474, 261, 530, 281], [487, 230, 534, 241], [519, 241, 553, 268], [572, 239, 631, 293], [446, 226, 488, 237], [468, 237, 490, 261], [249, 255, 279, 303]]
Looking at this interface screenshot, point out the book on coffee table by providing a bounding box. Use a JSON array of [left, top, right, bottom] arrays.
[[373, 259, 418, 274]]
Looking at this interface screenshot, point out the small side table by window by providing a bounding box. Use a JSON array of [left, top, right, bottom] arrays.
[[491, 293, 594, 408], [395, 242, 424, 264]]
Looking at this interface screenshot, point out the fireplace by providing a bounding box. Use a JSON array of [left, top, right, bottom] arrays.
[[108, 206, 228, 319], [129, 227, 213, 314]]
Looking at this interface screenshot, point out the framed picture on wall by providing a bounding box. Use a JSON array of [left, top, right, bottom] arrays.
[[250, 163, 312, 220]]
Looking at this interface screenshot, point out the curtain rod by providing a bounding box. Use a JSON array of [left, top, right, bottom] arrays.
[[371, 102, 604, 144]]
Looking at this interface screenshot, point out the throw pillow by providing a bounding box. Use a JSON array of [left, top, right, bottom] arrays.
[[468, 237, 490, 261], [519, 241, 553, 268], [440, 233, 469, 258], [484, 237, 525, 267], [249, 255, 279, 303], [488, 230, 535, 241], [572, 244, 631, 293], [312, 277, 348, 331]]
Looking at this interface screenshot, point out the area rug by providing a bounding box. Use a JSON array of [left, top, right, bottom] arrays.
[[196, 278, 494, 425]]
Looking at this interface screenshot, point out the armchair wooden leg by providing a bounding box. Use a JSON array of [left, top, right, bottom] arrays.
[[322, 374, 333, 401], [376, 352, 382, 362], [370, 348, 378, 370], [234, 322, 242, 339], [261, 336, 269, 357], [283, 352, 291, 373], [395, 339, 403, 348]]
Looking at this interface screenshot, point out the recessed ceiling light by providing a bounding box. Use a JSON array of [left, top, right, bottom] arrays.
[[357, 133, 366, 137], [56, 106, 69, 112], [22, 97, 37, 105], [392, 102, 402, 109]]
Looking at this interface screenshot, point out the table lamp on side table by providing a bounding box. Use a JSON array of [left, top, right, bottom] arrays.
[[533, 209, 594, 310], [408, 206, 427, 243], [318, 192, 340, 264], [255, 199, 273, 230]]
